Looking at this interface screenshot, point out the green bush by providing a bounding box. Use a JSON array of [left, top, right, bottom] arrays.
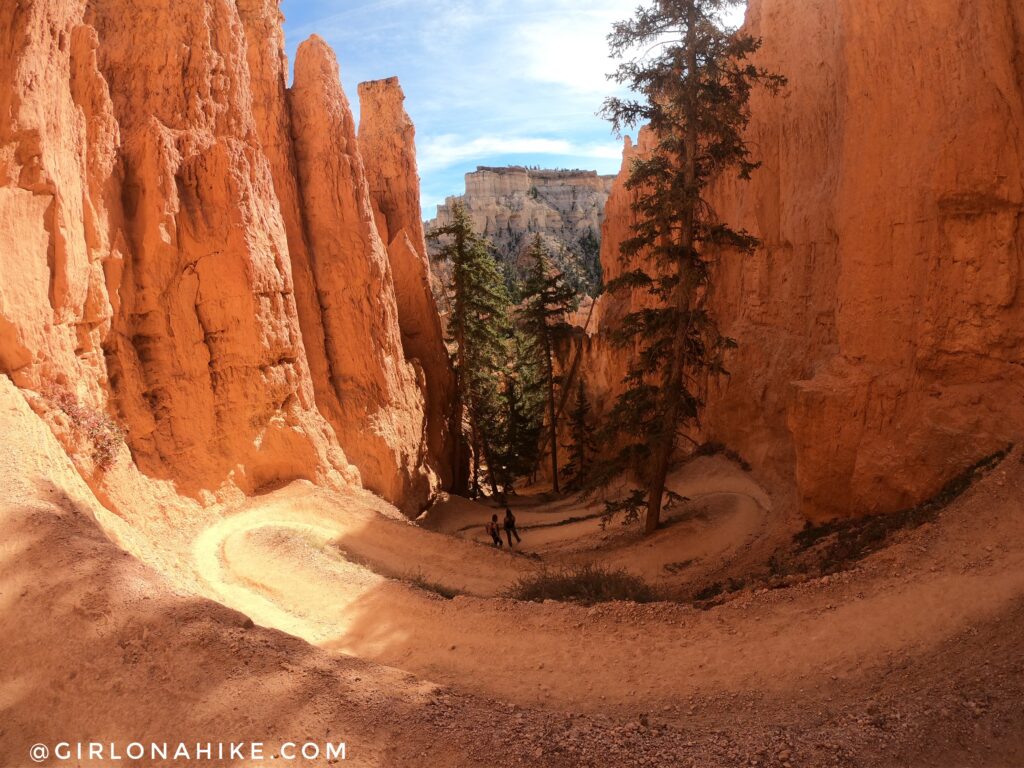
[[505, 564, 656, 605]]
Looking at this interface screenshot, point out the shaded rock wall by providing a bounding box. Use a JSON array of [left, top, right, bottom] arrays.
[[0, 1, 448, 513], [358, 77, 457, 490], [588, 0, 1024, 520], [289, 37, 438, 515]]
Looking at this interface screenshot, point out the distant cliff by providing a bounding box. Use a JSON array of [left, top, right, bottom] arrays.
[[425, 166, 615, 296]]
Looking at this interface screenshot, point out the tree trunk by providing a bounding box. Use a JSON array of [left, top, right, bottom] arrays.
[[451, 229, 469, 495], [544, 334, 560, 493], [480, 436, 502, 499], [470, 425, 481, 498], [644, 267, 696, 533], [646, 2, 699, 534]]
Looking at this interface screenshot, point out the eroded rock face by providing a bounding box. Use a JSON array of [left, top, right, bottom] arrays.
[[289, 37, 438, 515], [85, 0, 343, 494], [0, 3, 117, 407], [589, 0, 1024, 520], [0, 3, 446, 513], [358, 77, 457, 490], [426, 166, 614, 294]]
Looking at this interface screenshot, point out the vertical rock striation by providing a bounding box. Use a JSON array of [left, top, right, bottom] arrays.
[[0, 3, 447, 513], [358, 77, 457, 489], [288, 37, 438, 515], [0, 0, 118, 408], [83, 0, 342, 494]]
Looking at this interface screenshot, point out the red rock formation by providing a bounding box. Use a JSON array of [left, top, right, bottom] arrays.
[[0, 4, 446, 513], [590, 0, 1024, 520], [0, 2, 118, 407], [82, 0, 335, 493], [358, 77, 457, 489], [289, 37, 438, 515]]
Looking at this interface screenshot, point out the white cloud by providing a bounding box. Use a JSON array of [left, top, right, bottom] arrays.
[[419, 134, 623, 173], [284, 0, 748, 213], [512, 5, 626, 96], [509, 1, 748, 96]]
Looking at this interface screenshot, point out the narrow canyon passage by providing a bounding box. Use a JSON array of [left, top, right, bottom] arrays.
[[3, 342, 1024, 766], [2, 0, 1023, 764]]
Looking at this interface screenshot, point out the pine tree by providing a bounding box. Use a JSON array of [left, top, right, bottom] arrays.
[[427, 202, 511, 497], [517, 234, 579, 493], [601, 0, 785, 533], [563, 377, 597, 489], [495, 336, 546, 490]]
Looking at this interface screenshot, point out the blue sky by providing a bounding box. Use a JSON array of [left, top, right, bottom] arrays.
[[280, 1, 748, 218]]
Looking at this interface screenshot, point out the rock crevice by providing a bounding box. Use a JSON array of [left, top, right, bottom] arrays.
[[0, 2, 449, 514]]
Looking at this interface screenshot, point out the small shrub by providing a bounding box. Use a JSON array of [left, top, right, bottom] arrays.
[[600, 488, 647, 529], [505, 564, 656, 605], [693, 441, 752, 472], [663, 559, 696, 574], [42, 384, 123, 471], [693, 582, 724, 601], [407, 571, 461, 600]]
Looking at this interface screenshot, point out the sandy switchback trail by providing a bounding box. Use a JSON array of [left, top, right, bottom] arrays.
[[4, 378, 1024, 766], [187, 472, 1024, 717]]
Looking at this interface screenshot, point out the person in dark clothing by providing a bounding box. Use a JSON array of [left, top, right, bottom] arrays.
[[503, 507, 521, 548], [486, 514, 503, 548]]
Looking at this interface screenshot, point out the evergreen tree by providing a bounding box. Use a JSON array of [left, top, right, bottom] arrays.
[[495, 334, 546, 490], [517, 234, 579, 493], [576, 228, 603, 296], [601, 0, 785, 533], [427, 202, 511, 497], [563, 377, 597, 489]]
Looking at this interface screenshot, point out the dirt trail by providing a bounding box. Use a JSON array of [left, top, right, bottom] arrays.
[[4, 375, 1024, 766], [189, 463, 1024, 718]]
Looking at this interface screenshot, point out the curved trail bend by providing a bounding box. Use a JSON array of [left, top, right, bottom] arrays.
[[189, 463, 1024, 716]]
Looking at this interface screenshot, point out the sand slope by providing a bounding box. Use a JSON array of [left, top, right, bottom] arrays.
[[3, 376, 1024, 766]]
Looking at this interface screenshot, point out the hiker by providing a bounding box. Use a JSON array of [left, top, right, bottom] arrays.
[[503, 507, 521, 548], [486, 514, 503, 548]]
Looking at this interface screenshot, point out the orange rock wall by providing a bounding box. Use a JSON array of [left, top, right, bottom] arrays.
[[0, 1, 449, 513], [590, 0, 1024, 520], [289, 37, 439, 515], [358, 77, 458, 490]]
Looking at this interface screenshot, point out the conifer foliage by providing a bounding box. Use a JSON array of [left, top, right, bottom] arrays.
[[563, 378, 597, 490], [517, 235, 579, 493], [427, 202, 511, 497], [601, 0, 785, 532], [496, 329, 546, 490]]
